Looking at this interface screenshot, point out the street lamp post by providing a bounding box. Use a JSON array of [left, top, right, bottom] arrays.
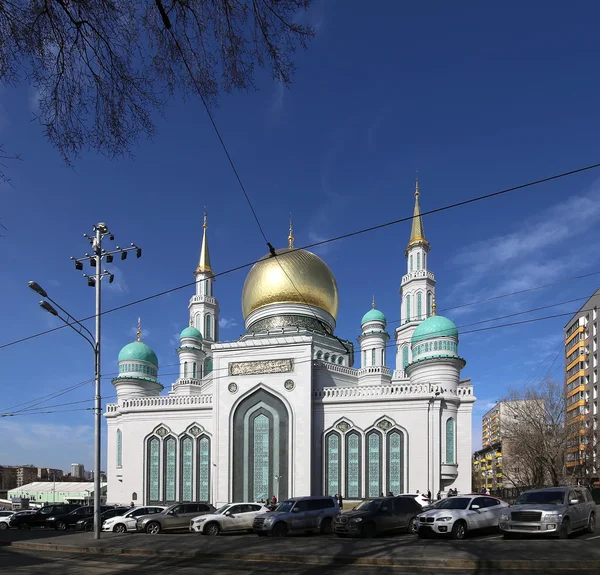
[[29, 222, 141, 539]]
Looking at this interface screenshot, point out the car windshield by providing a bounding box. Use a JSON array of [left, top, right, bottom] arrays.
[[214, 505, 230, 515], [275, 500, 296, 513], [436, 498, 471, 510], [354, 499, 383, 511], [515, 491, 565, 505]]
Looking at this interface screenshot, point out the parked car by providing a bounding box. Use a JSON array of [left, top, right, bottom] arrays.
[[76, 507, 130, 532], [9, 504, 80, 529], [137, 503, 215, 534], [190, 502, 269, 535], [253, 496, 339, 537], [46, 505, 114, 531], [417, 495, 509, 540], [499, 486, 596, 539], [102, 506, 167, 533], [0, 511, 15, 530], [400, 493, 431, 507], [333, 496, 421, 538]]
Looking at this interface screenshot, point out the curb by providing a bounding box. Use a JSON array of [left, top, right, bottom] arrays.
[[8, 541, 600, 570]]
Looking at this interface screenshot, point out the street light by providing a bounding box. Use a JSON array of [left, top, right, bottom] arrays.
[[29, 223, 141, 540]]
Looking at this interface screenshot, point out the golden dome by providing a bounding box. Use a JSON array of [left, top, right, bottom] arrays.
[[242, 248, 339, 320]]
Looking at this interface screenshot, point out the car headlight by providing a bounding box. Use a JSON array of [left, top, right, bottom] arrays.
[[47, 517, 55, 521], [435, 517, 453, 522], [545, 513, 562, 521], [350, 518, 363, 523], [194, 517, 207, 523], [263, 517, 274, 525], [500, 513, 510, 521]]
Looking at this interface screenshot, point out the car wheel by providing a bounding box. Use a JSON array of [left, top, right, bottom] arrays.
[[85, 523, 93, 533], [271, 522, 287, 537], [146, 522, 161, 535], [204, 522, 220, 536], [586, 513, 596, 534], [55, 522, 67, 531], [451, 520, 467, 540], [558, 518, 570, 539], [113, 524, 126, 533], [407, 517, 417, 534], [361, 522, 377, 538], [0, 523, 8, 530], [320, 518, 333, 535]]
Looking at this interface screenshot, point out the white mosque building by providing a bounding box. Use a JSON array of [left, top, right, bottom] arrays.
[[105, 184, 475, 506]]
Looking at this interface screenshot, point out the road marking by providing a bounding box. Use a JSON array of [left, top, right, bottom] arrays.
[[585, 534, 600, 540]]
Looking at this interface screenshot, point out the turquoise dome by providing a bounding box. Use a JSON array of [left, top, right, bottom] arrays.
[[118, 341, 158, 366], [180, 326, 202, 340], [412, 315, 458, 344], [361, 308, 386, 325]]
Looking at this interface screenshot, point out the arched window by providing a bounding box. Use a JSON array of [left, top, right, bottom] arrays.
[[205, 315, 212, 340], [331, 354, 336, 363], [381, 348, 385, 365], [204, 357, 213, 375], [147, 437, 160, 504], [195, 313, 201, 331], [346, 431, 362, 499], [253, 414, 270, 501], [204, 279, 211, 297], [423, 253, 426, 269], [405, 295, 411, 322], [325, 432, 341, 496], [163, 436, 177, 502], [427, 293, 432, 318], [192, 362, 197, 379], [197, 435, 210, 501], [410, 255, 413, 271], [184, 361, 188, 378], [446, 418, 456, 464], [324, 353, 330, 362], [132, 492, 137, 501], [417, 253, 421, 270], [417, 292, 422, 320], [116, 429, 122, 468], [402, 347, 409, 369], [366, 431, 382, 497], [316, 350, 323, 360], [338, 356, 343, 365], [371, 348, 376, 366], [363, 350, 366, 366], [180, 436, 194, 502], [387, 429, 404, 495]]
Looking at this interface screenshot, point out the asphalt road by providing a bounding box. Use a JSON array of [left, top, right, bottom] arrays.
[[1, 526, 600, 574]]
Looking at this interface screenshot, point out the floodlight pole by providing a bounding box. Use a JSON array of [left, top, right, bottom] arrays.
[[92, 223, 102, 542]]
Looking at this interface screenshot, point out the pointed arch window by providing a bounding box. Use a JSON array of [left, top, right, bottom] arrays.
[[163, 436, 177, 502], [417, 292, 422, 320], [381, 348, 385, 365], [427, 293, 432, 318], [363, 350, 366, 366], [184, 362, 188, 378], [195, 313, 201, 331], [402, 346, 409, 369], [324, 352, 330, 362], [410, 255, 413, 272], [192, 362, 197, 379], [204, 357, 213, 375], [325, 431, 341, 496], [371, 348, 376, 366], [253, 415, 270, 501], [331, 354, 337, 363], [316, 350, 323, 360], [147, 437, 160, 504], [346, 431, 361, 499], [116, 429, 122, 468], [205, 315, 212, 340], [197, 435, 210, 501], [405, 295, 411, 322], [417, 252, 421, 270], [337, 356, 343, 365], [423, 253, 426, 269], [180, 436, 194, 502], [366, 431, 382, 497], [387, 429, 404, 495], [446, 418, 456, 464]]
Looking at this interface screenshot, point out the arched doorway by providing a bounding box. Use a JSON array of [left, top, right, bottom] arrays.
[[232, 389, 289, 502]]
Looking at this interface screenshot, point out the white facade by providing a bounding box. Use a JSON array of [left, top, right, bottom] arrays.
[[105, 197, 475, 507]]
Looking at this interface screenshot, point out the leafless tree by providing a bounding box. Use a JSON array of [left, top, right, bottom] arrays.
[[0, 0, 314, 166], [500, 378, 569, 487]]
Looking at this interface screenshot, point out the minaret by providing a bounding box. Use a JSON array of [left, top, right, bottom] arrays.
[[189, 212, 220, 343], [359, 296, 389, 370], [394, 177, 437, 378]]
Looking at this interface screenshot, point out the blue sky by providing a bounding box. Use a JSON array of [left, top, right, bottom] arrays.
[[2, 0, 600, 471]]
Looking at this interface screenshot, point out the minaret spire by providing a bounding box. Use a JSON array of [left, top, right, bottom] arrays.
[[406, 175, 430, 253], [288, 214, 294, 249], [196, 212, 212, 274], [137, 317, 142, 341], [372, 294, 376, 309]]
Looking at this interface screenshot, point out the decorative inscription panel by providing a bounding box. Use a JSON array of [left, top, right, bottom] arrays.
[[229, 358, 294, 377]]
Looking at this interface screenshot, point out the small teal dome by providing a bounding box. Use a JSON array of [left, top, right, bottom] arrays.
[[412, 315, 458, 344], [361, 308, 386, 325], [180, 326, 202, 340], [118, 341, 158, 366]]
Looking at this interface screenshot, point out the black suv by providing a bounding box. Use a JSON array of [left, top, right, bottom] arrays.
[[9, 504, 80, 529], [333, 496, 422, 538], [46, 505, 114, 531], [76, 507, 130, 532]]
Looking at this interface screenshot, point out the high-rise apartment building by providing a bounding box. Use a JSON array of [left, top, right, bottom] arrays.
[[71, 463, 85, 479], [37, 468, 64, 481], [564, 289, 600, 477], [16, 466, 38, 487]]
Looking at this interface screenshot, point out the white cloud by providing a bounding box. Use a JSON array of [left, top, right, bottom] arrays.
[[103, 265, 128, 294], [129, 325, 150, 340], [219, 317, 238, 330], [271, 82, 286, 116]]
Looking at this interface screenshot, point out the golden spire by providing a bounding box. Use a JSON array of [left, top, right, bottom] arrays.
[[372, 294, 376, 309], [406, 175, 430, 254], [288, 214, 294, 249], [432, 295, 437, 316], [195, 211, 212, 274], [137, 317, 142, 341]]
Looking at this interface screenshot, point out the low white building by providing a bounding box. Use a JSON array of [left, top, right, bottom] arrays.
[[105, 184, 475, 507], [8, 482, 106, 505]]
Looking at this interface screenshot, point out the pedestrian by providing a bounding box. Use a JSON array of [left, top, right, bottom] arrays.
[[437, 490, 441, 501], [427, 490, 431, 501], [271, 495, 277, 507], [380, 492, 384, 497], [416, 489, 420, 494], [337, 493, 343, 509], [480, 488, 486, 495]]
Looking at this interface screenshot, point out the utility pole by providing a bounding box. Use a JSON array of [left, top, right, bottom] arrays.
[[29, 223, 141, 540]]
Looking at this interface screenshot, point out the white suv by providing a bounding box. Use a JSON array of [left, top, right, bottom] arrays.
[[102, 506, 166, 533], [190, 502, 268, 535], [0, 510, 15, 530]]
